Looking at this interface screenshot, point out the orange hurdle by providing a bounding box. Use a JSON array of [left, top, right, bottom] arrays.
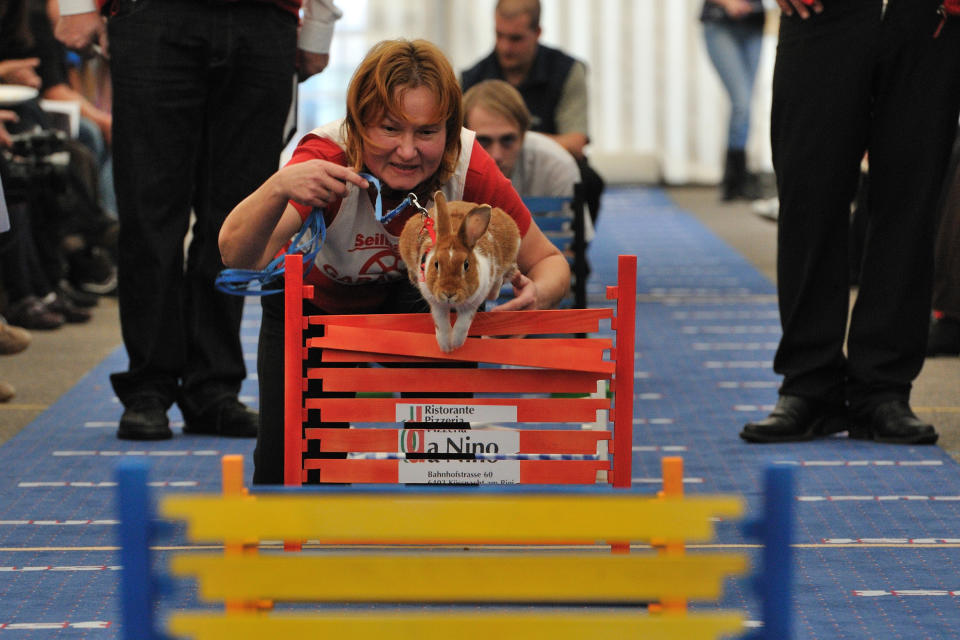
[[283, 253, 637, 489]]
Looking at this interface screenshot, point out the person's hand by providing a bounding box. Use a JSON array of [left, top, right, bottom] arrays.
[[297, 50, 330, 82], [489, 272, 540, 312], [55, 12, 109, 58], [273, 159, 369, 209], [0, 58, 41, 88], [776, 0, 824, 19], [0, 110, 18, 148], [721, 0, 754, 18]]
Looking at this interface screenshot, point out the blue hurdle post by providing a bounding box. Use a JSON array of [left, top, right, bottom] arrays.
[[115, 458, 157, 640], [742, 463, 794, 639], [760, 464, 794, 639]]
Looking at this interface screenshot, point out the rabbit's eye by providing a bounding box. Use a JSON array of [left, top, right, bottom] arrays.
[[434, 260, 439, 271], [463, 259, 470, 271]]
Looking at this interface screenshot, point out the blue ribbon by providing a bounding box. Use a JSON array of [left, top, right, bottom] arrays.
[[214, 172, 415, 296]]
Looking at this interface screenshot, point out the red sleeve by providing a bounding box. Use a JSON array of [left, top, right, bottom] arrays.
[[462, 140, 532, 236], [285, 134, 347, 222]]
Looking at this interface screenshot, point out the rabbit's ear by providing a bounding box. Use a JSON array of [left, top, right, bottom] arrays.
[[432, 190, 451, 237], [459, 205, 492, 249]]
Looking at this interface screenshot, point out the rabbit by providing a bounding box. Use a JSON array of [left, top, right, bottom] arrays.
[[399, 190, 520, 352]]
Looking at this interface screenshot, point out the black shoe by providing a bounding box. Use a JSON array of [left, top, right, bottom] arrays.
[[849, 400, 938, 445], [118, 397, 173, 440], [43, 292, 91, 324], [927, 315, 960, 357], [182, 397, 258, 438], [740, 395, 847, 443], [6, 296, 65, 330], [58, 280, 100, 308]]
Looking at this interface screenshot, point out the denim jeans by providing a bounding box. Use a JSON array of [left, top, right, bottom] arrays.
[[703, 20, 764, 150], [107, 0, 298, 411]]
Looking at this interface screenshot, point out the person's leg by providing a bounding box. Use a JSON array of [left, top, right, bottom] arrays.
[[107, 0, 208, 436], [704, 22, 754, 152], [178, 2, 298, 435], [846, 0, 960, 424], [742, 3, 877, 442], [704, 21, 762, 200]]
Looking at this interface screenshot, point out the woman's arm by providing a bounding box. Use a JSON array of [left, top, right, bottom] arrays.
[[219, 158, 368, 270], [495, 221, 571, 312]]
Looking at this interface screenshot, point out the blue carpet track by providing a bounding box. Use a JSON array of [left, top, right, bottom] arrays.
[[1, 186, 959, 638]]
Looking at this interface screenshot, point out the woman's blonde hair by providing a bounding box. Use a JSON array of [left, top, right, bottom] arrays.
[[462, 79, 532, 133], [343, 39, 463, 188]]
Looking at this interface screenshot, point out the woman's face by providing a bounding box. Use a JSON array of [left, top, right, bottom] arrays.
[[363, 85, 448, 191]]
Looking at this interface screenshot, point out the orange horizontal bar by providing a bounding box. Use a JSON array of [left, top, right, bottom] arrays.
[[311, 309, 612, 336], [320, 350, 457, 364], [301, 428, 610, 453], [303, 398, 610, 423], [309, 326, 614, 374], [305, 368, 607, 393], [301, 459, 609, 484]]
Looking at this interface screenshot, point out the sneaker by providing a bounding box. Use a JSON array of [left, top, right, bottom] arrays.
[[182, 397, 258, 438], [0, 319, 31, 355]]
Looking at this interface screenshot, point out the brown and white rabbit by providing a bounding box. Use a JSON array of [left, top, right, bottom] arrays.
[[399, 191, 520, 352]]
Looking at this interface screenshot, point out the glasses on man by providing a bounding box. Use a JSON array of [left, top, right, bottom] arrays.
[[476, 133, 520, 150]]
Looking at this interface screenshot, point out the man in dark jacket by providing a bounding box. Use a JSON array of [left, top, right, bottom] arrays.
[[461, 0, 604, 225]]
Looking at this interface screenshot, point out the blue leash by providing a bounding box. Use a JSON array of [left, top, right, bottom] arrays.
[[214, 173, 427, 296]]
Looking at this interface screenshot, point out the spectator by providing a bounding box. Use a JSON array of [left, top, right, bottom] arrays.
[[461, 0, 605, 226], [54, 0, 342, 441], [463, 78, 593, 244], [700, 0, 766, 201], [740, 0, 960, 445], [218, 39, 570, 484]]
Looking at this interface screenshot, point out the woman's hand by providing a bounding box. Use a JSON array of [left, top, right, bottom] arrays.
[[489, 272, 539, 312], [273, 159, 369, 209]]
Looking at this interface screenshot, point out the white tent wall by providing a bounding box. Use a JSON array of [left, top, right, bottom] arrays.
[[291, 0, 778, 186]]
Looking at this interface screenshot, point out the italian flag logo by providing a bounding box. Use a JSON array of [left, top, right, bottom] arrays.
[[400, 429, 425, 453], [406, 405, 424, 422]]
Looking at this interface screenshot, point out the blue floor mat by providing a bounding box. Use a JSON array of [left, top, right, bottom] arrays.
[[2, 186, 959, 638]]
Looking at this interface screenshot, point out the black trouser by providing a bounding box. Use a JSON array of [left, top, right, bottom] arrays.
[[933, 131, 960, 315], [771, 0, 960, 412], [107, 0, 297, 411]]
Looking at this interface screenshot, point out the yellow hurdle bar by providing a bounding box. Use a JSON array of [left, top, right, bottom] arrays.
[[168, 611, 746, 640], [159, 494, 745, 544], [170, 553, 748, 603]]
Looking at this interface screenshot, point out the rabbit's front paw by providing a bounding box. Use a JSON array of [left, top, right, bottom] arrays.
[[434, 326, 454, 353], [448, 325, 468, 351]]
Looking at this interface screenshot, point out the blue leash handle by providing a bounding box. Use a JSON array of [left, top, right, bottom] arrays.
[[214, 172, 417, 296], [214, 206, 327, 296]]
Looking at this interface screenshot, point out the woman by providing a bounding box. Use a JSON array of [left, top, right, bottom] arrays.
[[701, 0, 766, 201], [219, 39, 570, 484]]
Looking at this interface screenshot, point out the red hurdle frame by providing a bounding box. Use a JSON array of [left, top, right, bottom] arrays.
[[283, 253, 637, 488]]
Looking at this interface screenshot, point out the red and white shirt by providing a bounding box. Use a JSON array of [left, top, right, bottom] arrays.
[[285, 120, 531, 313]]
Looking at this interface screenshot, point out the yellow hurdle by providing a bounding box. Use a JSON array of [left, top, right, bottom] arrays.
[[159, 493, 744, 544], [170, 552, 748, 603], [168, 611, 746, 640]]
